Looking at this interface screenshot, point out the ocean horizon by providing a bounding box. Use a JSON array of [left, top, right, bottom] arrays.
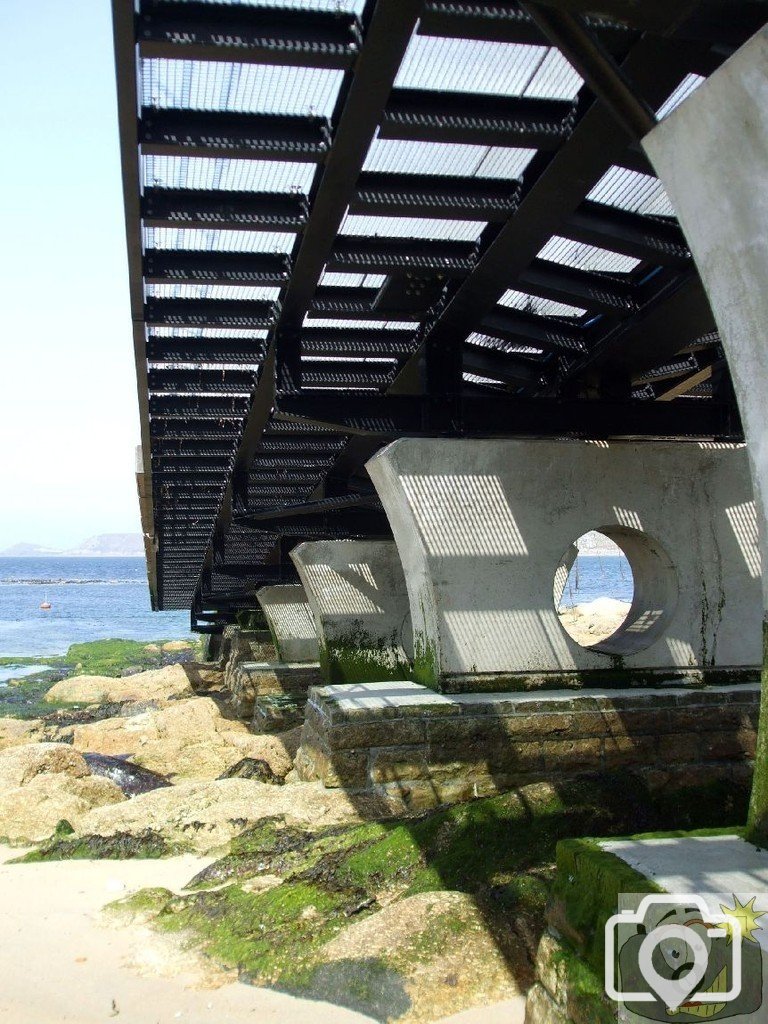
[[0, 556, 192, 658]]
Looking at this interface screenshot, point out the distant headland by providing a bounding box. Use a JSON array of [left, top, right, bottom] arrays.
[[0, 534, 144, 558]]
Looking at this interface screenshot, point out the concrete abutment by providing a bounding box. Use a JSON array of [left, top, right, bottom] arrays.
[[366, 438, 760, 691], [290, 540, 413, 684], [255, 584, 320, 664], [643, 25, 768, 843]]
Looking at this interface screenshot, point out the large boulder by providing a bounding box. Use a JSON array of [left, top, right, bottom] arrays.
[[78, 778, 369, 853], [44, 664, 194, 705], [161, 640, 193, 653], [0, 717, 43, 752], [0, 742, 124, 843], [70, 698, 302, 781], [0, 742, 89, 788]]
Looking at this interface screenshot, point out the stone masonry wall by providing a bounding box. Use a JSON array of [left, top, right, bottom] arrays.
[[228, 661, 322, 729], [222, 630, 278, 694], [296, 681, 760, 814]]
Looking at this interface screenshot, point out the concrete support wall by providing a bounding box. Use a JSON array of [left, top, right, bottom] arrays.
[[256, 585, 320, 664], [642, 26, 768, 841], [367, 438, 761, 690], [290, 540, 413, 684]]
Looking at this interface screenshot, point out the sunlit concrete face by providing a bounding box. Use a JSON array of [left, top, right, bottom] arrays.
[[255, 584, 320, 664], [367, 439, 761, 689], [642, 30, 768, 842], [290, 540, 413, 684], [643, 28, 768, 611]]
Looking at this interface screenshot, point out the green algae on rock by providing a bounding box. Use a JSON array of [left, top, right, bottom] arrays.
[[17, 826, 183, 862]]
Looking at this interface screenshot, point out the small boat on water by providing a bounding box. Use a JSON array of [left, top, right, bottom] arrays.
[[40, 594, 52, 610]]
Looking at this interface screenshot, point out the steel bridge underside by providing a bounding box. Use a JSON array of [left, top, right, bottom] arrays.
[[112, 0, 766, 627]]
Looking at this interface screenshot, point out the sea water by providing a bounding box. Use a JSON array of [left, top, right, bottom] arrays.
[[559, 553, 633, 609], [0, 557, 192, 657]]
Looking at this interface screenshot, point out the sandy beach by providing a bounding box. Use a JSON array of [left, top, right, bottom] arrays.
[[0, 846, 525, 1024]]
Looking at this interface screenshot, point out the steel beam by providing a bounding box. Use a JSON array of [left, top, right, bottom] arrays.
[[146, 336, 266, 364], [352, 172, 521, 222], [149, 419, 245, 437], [149, 395, 249, 417], [112, 0, 159, 607], [143, 250, 289, 285], [139, 109, 330, 162], [273, 0, 424, 391], [302, 328, 417, 359], [463, 346, 547, 388], [137, 1, 361, 69], [565, 201, 690, 266], [145, 298, 278, 328], [328, 236, 476, 276], [142, 188, 307, 232], [275, 393, 740, 439], [519, 260, 637, 315], [419, 0, 631, 47], [148, 368, 256, 393], [481, 306, 586, 353], [381, 90, 575, 149]]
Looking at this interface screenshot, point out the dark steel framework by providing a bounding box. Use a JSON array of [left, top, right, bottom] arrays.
[[112, 0, 764, 626]]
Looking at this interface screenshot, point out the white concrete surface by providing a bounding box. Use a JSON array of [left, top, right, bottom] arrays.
[[256, 584, 320, 663], [603, 835, 768, 895], [290, 540, 413, 682], [644, 27, 768, 610], [367, 439, 760, 687], [311, 678, 760, 716]]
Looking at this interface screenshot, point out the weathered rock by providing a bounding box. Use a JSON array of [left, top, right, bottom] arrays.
[[0, 742, 124, 843], [217, 757, 285, 785], [77, 778, 374, 853], [313, 891, 524, 1023], [70, 698, 302, 781], [0, 717, 43, 751], [182, 663, 225, 692], [44, 664, 194, 705], [161, 640, 193, 653], [0, 742, 90, 788], [21, 827, 178, 861]]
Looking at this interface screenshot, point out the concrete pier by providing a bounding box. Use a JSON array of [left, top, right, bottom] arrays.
[[643, 26, 768, 843], [290, 540, 413, 683], [367, 438, 761, 691], [256, 585, 320, 664]]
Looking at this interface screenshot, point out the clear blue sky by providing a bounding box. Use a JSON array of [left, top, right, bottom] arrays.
[[0, 0, 141, 549]]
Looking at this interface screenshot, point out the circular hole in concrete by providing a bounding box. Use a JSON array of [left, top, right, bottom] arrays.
[[554, 527, 678, 655]]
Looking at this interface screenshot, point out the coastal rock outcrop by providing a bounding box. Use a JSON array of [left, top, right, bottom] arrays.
[[0, 717, 43, 751], [70, 698, 301, 781], [44, 664, 195, 704], [77, 778, 367, 853], [0, 742, 124, 843]]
